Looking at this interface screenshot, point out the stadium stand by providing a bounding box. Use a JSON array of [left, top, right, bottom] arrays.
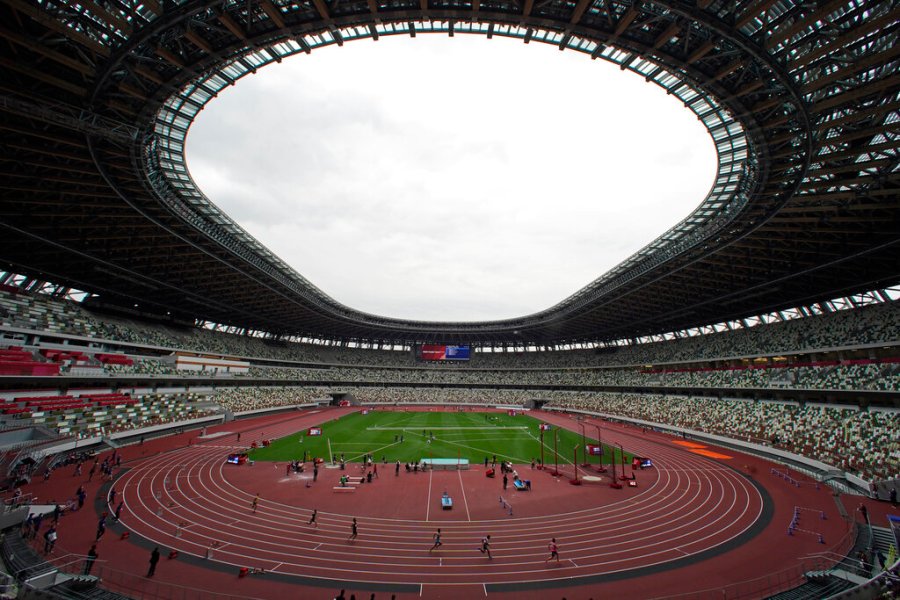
[[1, 288, 898, 484], [2, 0, 898, 595]]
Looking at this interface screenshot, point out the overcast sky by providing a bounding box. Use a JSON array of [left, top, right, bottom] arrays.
[[186, 34, 716, 322]]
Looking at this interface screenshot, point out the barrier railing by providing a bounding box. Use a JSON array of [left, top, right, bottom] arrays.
[[27, 508, 858, 600], [86, 564, 270, 600], [650, 556, 836, 600], [29, 541, 269, 600]]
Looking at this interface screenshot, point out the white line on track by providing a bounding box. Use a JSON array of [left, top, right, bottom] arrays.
[[657, 467, 732, 472], [458, 469, 471, 522], [425, 469, 433, 521], [114, 414, 766, 585]]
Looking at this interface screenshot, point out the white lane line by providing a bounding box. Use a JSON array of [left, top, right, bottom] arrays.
[[112, 418, 764, 585], [425, 469, 433, 521], [458, 469, 472, 522]]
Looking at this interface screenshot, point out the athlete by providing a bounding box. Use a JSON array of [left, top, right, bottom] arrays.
[[429, 528, 442, 552], [479, 535, 492, 559], [347, 518, 358, 542], [546, 538, 559, 562]]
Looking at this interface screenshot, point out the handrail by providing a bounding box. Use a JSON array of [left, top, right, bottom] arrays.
[[37, 541, 269, 600]]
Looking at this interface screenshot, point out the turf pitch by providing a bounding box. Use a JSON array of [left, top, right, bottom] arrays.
[[248, 410, 631, 466]]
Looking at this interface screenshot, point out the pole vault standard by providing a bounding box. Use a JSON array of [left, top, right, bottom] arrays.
[[571, 446, 581, 485], [539, 427, 545, 470], [609, 441, 622, 489], [619, 443, 628, 481], [553, 429, 559, 476], [580, 423, 590, 467], [594, 424, 607, 473]]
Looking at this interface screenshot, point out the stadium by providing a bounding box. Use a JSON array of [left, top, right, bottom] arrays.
[[0, 0, 899, 598]]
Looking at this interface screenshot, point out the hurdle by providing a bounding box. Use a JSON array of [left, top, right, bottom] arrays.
[[787, 505, 827, 543], [498, 496, 513, 516], [793, 505, 827, 520], [771, 468, 821, 490]]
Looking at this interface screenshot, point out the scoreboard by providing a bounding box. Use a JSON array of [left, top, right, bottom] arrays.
[[417, 344, 471, 361]]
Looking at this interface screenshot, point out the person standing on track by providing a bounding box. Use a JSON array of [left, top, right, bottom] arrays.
[[251, 493, 260, 514], [147, 547, 160, 577], [546, 538, 559, 563], [347, 518, 358, 542], [95, 514, 107, 541], [43, 525, 57, 553], [429, 528, 442, 552], [308, 509, 318, 528], [83, 544, 98, 575], [479, 535, 492, 559]]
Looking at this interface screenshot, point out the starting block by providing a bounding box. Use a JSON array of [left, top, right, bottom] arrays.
[[238, 567, 249, 578], [120, 531, 130, 540]]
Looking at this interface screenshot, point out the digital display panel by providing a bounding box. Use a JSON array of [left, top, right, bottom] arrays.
[[418, 344, 470, 361]]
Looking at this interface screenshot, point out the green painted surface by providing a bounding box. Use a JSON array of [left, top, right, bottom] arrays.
[[248, 410, 632, 466]]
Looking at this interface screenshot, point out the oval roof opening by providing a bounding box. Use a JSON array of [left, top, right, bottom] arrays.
[[187, 35, 717, 322]]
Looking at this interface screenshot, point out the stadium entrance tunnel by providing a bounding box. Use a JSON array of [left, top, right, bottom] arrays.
[[330, 393, 358, 406]]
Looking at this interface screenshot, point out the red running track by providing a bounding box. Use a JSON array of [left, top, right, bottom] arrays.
[[114, 410, 761, 593], [24, 408, 852, 600]]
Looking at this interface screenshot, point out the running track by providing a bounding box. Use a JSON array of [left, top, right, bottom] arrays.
[[109, 409, 773, 596]]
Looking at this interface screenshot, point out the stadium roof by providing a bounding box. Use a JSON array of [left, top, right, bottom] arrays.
[[0, 0, 897, 346]]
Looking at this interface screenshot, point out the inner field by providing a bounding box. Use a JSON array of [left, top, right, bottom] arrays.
[[247, 409, 632, 465]]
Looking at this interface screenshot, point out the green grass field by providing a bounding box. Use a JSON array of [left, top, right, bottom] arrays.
[[248, 410, 631, 466]]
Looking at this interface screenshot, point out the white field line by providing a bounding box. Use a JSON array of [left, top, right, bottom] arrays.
[[367, 426, 528, 431]]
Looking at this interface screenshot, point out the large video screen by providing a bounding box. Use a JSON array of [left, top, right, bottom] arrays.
[[418, 344, 470, 361]]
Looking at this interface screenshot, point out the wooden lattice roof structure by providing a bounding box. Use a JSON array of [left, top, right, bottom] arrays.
[[0, 0, 898, 345]]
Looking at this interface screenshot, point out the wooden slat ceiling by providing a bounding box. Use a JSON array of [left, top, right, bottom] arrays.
[[0, 0, 897, 345]]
